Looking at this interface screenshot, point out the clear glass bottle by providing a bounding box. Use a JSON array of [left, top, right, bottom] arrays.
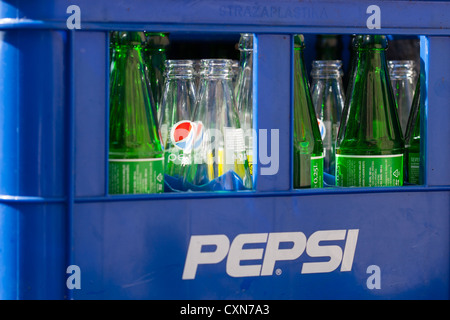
[[235, 33, 254, 177], [109, 31, 164, 194], [404, 78, 421, 185], [184, 59, 252, 191], [336, 35, 404, 187], [310, 60, 345, 176], [231, 59, 240, 93], [159, 60, 197, 189], [193, 59, 202, 92], [388, 60, 417, 136], [293, 35, 324, 189]]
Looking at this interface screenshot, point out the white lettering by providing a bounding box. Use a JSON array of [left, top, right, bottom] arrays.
[[182, 235, 229, 280], [183, 229, 359, 279], [259, 129, 280, 176], [301, 230, 346, 274], [226, 233, 267, 277], [260, 232, 307, 276], [341, 229, 359, 271]]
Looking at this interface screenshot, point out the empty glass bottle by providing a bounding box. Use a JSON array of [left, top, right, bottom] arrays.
[[109, 31, 164, 194], [184, 59, 252, 191], [293, 35, 324, 188], [388, 60, 417, 136], [404, 78, 421, 184], [336, 35, 404, 187], [310, 60, 345, 176], [235, 33, 254, 176], [159, 60, 197, 188]]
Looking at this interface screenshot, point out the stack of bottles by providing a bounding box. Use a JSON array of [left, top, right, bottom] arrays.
[[307, 34, 420, 188], [108, 31, 252, 194], [109, 31, 164, 194], [108, 31, 422, 195]]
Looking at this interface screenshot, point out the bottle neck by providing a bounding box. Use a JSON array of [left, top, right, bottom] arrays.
[[355, 46, 389, 76], [353, 35, 389, 69], [239, 50, 253, 69], [294, 47, 308, 80], [143, 32, 169, 52]]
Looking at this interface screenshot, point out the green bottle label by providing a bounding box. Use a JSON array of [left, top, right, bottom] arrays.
[[408, 152, 420, 184], [336, 154, 403, 187], [109, 158, 164, 194], [311, 153, 324, 188]]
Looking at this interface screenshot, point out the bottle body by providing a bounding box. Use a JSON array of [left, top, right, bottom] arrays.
[[184, 59, 252, 191], [235, 33, 254, 177], [293, 35, 324, 188], [159, 60, 197, 188], [336, 35, 404, 187], [404, 79, 421, 184], [143, 32, 169, 121], [388, 60, 417, 136], [109, 31, 164, 194], [310, 60, 345, 176]]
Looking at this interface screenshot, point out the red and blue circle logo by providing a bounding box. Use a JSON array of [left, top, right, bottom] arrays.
[[170, 120, 194, 150]]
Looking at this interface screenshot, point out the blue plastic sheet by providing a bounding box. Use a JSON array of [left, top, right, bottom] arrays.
[[164, 170, 250, 192]]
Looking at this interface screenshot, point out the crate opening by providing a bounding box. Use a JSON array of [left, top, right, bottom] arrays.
[[107, 32, 423, 196]]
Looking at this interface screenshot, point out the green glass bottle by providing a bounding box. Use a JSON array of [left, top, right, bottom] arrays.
[[404, 78, 421, 184], [109, 31, 164, 194], [335, 35, 405, 187], [293, 35, 324, 188], [143, 32, 170, 119]]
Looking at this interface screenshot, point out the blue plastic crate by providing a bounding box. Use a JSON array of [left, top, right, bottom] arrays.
[[0, 0, 449, 300]]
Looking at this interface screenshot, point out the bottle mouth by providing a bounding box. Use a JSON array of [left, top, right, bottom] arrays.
[[294, 34, 306, 50], [311, 60, 344, 78], [388, 60, 417, 78], [143, 32, 170, 49], [238, 33, 254, 51], [199, 59, 234, 78], [354, 35, 388, 50], [111, 31, 146, 46], [164, 60, 195, 78]]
